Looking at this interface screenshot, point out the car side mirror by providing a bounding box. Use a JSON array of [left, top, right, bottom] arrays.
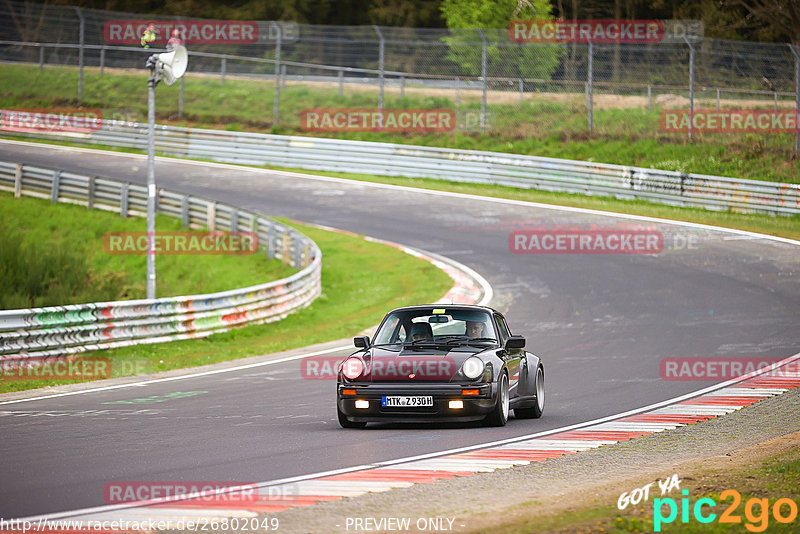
[[506, 335, 525, 350], [354, 335, 370, 348]]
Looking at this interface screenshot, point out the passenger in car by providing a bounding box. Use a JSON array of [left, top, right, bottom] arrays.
[[409, 322, 434, 342]]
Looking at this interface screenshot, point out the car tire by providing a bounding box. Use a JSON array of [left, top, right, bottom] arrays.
[[515, 365, 545, 419], [338, 405, 367, 429], [484, 372, 509, 427]]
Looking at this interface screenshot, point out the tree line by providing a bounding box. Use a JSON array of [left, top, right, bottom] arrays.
[[22, 0, 800, 46]]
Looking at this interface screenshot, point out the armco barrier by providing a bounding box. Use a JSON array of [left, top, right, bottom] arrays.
[[0, 160, 321, 360], [6, 121, 799, 215]]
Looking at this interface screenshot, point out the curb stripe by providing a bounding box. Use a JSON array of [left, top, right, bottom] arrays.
[[17, 360, 800, 526]]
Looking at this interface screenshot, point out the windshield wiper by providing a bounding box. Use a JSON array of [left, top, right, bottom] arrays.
[[435, 336, 468, 344], [466, 337, 497, 345]]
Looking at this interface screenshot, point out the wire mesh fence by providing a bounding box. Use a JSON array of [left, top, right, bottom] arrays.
[[1, 0, 798, 156]]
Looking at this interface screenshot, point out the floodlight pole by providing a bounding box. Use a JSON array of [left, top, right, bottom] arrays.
[[142, 46, 188, 299], [146, 62, 158, 299]]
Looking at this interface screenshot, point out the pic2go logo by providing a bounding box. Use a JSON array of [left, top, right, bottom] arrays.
[[654, 489, 798, 532]]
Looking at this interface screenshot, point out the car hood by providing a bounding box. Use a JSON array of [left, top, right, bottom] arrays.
[[361, 345, 492, 382]]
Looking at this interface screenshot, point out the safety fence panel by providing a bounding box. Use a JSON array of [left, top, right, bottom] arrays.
[[0, 160, 322, 360], [7, 123, 798, 215]]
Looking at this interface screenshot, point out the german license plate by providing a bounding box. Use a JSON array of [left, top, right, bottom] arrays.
[[382, 395, 433, 407]]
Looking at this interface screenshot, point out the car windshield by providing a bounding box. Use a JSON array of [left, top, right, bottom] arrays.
[[373, 308, 497, 345]]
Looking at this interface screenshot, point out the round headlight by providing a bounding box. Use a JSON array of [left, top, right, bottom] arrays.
[[341, 357, 364, 380], [461, 356, 485, 379]]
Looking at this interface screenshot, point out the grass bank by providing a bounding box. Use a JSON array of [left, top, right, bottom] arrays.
[[0, 192, 295, 308], [0, 217, 454, 394], [476, 433, 800, 533], [2, 63, 798, 183]]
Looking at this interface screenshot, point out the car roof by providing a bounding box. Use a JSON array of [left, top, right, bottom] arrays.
[[387, 304, 499, 315]]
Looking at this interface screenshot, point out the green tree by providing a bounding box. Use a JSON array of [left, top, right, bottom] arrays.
[[440, 0, 564, 81]]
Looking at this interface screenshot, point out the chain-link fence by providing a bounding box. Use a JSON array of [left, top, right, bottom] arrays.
[[1, 0, 799, 156]]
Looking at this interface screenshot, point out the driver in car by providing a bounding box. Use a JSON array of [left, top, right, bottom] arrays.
[[466, 320, 486, 339]]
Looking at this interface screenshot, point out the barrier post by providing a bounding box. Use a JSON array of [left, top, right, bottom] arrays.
[[181, 196, 189, 227], [120, 182, 129, 217], [87, 176, 95, 209], [51, 170, 61, 202], [14, 164, 22, 198]]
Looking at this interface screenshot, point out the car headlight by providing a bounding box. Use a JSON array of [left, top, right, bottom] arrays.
[[341, 357, 365, 380], [461, 356, 485, 379]]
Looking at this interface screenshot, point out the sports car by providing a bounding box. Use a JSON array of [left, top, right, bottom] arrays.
[[337, 305, 545, 428]]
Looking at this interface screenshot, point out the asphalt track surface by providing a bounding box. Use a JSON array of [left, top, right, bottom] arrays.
[[1, 141, 799, 519]]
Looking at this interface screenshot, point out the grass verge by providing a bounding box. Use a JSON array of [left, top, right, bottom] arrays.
[[2, 63, 798, 182], [477, 435, 800, 533], [0, 219, 454, 394], [0, 191, 295, 308]]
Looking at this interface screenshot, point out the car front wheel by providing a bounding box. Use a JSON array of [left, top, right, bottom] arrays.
[[484, 372, 509, 427], [515, 365, 544, 419]]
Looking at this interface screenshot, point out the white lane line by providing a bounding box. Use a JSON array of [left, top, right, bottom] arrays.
[[0, 345, 351, 406], [291, 481, 415, 490], [3, 138, 800, 248], [70, 508, 258, 521], [392, 460, 522, 471], [322, 228, 492, 307], [705, 388, 786, 396], [375, 465, 490, 473], [588, 422, 684, 431], [495, 440, 610, 451], [648, 406, 742, 415], [19, 352, 800, 523]]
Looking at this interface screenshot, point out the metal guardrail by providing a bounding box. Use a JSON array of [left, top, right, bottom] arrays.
[[7, 122, 800, 215], [0, 160, 322, 360]]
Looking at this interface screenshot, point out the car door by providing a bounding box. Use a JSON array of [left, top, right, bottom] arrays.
[[495, 314, 522, 396]]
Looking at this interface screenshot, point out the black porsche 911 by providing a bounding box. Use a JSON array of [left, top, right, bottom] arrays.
[[336, 305, 545, 428]]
